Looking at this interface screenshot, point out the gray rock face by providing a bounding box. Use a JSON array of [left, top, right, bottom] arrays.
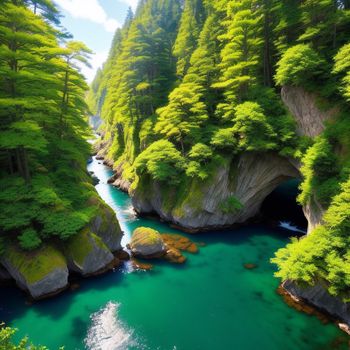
[[281, 86, 338, 137], [303, 196, 325, 234], [132, 153, 300, 231], [112, 177, 131, 193], [283, 280, 350, 326], [27, 269, 69, 299], [66, 231, 114, 276], [1, 255, 68, 300], [90, 202, 123, 252], [130, 86, 335, 232]]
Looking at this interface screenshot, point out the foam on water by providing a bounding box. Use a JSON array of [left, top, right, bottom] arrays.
[[279, 221, 306, 234], [120, 205, 138, 221], [85, 302, 140, 350]]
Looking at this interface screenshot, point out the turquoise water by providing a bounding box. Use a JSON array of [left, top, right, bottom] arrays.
[[0, 158, 347, 349]]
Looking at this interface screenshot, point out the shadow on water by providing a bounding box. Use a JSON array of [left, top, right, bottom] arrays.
[[261, 178, 308, 231], [0, 265, 129, 324]]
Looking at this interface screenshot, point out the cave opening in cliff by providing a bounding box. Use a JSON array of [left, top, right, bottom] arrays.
[[260, 178, 308, 232]]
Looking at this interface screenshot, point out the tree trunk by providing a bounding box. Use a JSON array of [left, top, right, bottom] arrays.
[[179, 137, 185, 156], [15, 148, 24, 179], [15, 147, 30, 182], [263, 1, 273, 87], [7, 151, 14, 174], [60, 68, 69, 137], [21, 147, 31, 183]]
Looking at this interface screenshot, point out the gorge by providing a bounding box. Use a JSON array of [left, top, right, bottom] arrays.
[[1, 0, 350, 349]]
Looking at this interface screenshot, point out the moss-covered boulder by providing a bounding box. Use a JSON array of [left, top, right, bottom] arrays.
[[130, 227, 166, 258], [89, 197, 123, 252], [1, 244, 68, 299], [65, 228, 115, 276]]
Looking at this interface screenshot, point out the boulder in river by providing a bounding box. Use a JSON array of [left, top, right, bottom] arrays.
[[65, 228, 115, 276], [130, 227, 166, 258], [1, 244, 69, 299], [88, 197, 123, 252]]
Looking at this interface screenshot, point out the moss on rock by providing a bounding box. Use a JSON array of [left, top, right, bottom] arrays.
[[65, 227, 114, 275], [5, 244, 66, 285], [1, 244, 68, 299], [89, 195, 123, 252], [130, 227, 166, 258]]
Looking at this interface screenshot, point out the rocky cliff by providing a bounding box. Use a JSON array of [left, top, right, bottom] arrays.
[[281, 86, 338, 138], [128, 86, 335, 233], [132, 153, 299, 231], [283, 280, 350, 332], [0, 197, 123, 299]]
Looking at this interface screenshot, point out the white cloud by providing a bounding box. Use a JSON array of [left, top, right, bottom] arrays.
[[79, 51, 108, 83], [120, 0, 138, 11], [55, 0, 121, 32]]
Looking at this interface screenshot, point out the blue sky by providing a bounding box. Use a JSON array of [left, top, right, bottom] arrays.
[[55, 0, 139, 82]]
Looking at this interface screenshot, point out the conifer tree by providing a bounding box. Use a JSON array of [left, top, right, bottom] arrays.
[[0, 0, 95, 249], [213, 0, 263, 119], [173, 0, 205, 77]]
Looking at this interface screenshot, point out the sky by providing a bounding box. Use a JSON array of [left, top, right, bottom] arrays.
[[55, 0, 139, 82]]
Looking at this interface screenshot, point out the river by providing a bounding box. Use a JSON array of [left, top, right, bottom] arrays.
[[0, 157, 347, 349]]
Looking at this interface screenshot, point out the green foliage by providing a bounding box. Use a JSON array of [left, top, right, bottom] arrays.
[[173, 0, 205, 77], [0, 325, 63, 350], [219, 196, 243, 214], [233, 102, 277, 151], [275, 44, 325, 87], [89, 0, 350, 300], [333, 43, 350, 101], [0, 326, 44, 350], [298, 137, 340, 207], [188, 143, 212, 162], [211, 128, 237, 151], [134, 140, 185, 183], [155, 83, 208, 151], [0, 1, 98, 250], [18, 228, 42, 251], [272, 177, 350, 297]]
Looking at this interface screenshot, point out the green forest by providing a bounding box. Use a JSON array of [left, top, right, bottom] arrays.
[[1, 0, 350, 348], [0, 0, 99, 251], [89, 0, 350, 299]]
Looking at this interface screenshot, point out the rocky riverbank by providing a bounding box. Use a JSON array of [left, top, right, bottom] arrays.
[[0, 197, 124, 300]]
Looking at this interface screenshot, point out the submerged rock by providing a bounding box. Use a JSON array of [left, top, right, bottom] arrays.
[[1, 244, 69, 299], [130, 227, 166, 258], [130, 258, 153, 271], [164, 247, 186, 264], [244, 263, 258, 270], [115, 250, 130, 261], [162, 234, 198, 254]]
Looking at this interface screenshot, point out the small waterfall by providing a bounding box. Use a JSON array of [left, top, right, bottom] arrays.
[[85, 302, 140, 350]]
